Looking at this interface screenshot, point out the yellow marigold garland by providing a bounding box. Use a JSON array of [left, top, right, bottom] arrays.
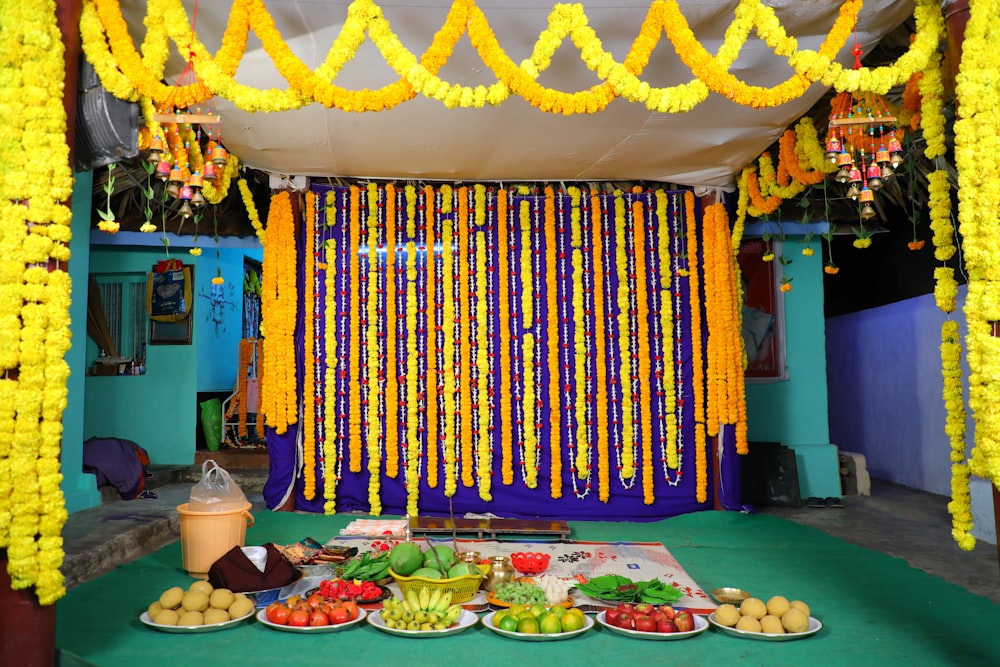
[[570, 188, 590, 493], [613, 191, 636, 481], [302, 192, 318, 499], [941, 320, 973, 549], [238, 178, 265, 244], [404, 242, 420, 514], [474, 229, 492, 502], [365, 184, 382, 508], [458, 187, 474, 487], [385, 184, 399, 478], [441, 190, 458, 497], [81, 0, 940, 116], [424, 185, 439, 490], [323, 237, 340, 514]]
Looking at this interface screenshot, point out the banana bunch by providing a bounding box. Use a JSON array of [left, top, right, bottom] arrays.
[[379, 588, 463, 630]]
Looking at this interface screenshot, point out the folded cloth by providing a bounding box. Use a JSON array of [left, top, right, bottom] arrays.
[[339, 519, 407, 536], [207, 543, 298, 592]]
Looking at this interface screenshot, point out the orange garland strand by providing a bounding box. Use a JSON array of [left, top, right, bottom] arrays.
[[347, 185, 363, 472], [631, 193, 654, 505], [544, 186, 562, 499], [458, 187, 474, 487]]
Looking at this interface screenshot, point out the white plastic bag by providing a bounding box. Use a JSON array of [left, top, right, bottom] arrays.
[[188, 460, 248, 512]]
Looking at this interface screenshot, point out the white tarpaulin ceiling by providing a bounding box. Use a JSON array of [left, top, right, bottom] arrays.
[[118, 1, 915, 189]]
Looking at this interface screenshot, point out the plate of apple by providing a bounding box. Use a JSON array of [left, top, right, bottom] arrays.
[[595, 603, 708, 640]]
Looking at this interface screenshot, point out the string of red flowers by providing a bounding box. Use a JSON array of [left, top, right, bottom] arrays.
[[684, 191, 708, 503], [613, 191, 638, 487], [568, 188, 594, 500], [662, 191, 684, 482]]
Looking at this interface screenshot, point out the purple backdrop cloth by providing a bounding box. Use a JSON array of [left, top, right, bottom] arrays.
[[263, 184, 742, 520]]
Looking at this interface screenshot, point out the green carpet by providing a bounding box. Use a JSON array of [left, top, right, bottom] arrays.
[[55, 510, 1000, 667]]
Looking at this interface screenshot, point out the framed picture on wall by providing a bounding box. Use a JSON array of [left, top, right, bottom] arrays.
[[737, 239, 786, 381]]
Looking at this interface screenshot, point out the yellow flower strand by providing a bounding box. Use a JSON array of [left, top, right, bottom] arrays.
[[702, 198, 722, 439], [570, 188, 590, 489], [658, 191, 679, 469], [323, 237, 339, 514], [475, 230, 492, 502], [613, 191, 636, 480], [237, 178, 265, 244], [544, 187, 562, 498], [303, 191, 317, 499], [366, 184, 382, 507], [941, 320, 973, 549], [684, 192, 708, 503], [519, 199, 534, 328]]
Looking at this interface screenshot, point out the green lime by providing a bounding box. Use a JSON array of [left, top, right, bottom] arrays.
[[539, 613, 563, 634], [492, 610, 510, 628], [517, 616, 540, 634], [498, 614, 520, 632]]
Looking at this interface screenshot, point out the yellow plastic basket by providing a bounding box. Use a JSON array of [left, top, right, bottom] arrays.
[[388, 568, 483, 603]]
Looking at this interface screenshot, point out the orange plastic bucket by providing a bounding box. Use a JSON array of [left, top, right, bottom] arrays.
[[176, 502, 254, 578]]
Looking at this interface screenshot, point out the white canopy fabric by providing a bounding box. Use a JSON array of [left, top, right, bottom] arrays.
[[121, 1, 915, 189]]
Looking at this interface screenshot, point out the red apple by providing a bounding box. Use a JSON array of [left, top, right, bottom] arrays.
[[634, 603, 655, 615], [634, 615, 657, 633], [657, 619, 677, 633], [604, 608, 623, 625], [649, 610, 665, 623], [658, 605, 676, 620], [620, 603, 636, 613], [674, 611, 694, 633], [614, 613, 636, 630]]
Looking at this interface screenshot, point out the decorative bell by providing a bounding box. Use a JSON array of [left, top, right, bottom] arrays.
[[866, 163, 883, 190], [826, 137, 842, 163], [202, 162, 218, 181], [178, 201, 193, 219], [155, 160, 173, 181]]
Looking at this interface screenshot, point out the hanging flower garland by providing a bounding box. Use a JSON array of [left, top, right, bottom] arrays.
[[303, 191, 318, 499], [632, 192, 655, 505], [403, 240, 421, 515], [237, 178, 265, 244], [322, 194, 342, 514], [664, 193, 684, 479], [590, 190, 610, 499], [569, 188, 594, 500], [544, 187, 563, 499], [613, 191, 638, 485], [346, 186, 363, 472], [496, 189, 513, 486], [457, 187, 474, 487], [364, 184, 385, 511], [82, 0, 939, 116], [683, 192, 708, 503], [941, 320, 973, 549], [384, 184, 399, 478], [423, 185, 439, 490], [440, 186, 458, 497]]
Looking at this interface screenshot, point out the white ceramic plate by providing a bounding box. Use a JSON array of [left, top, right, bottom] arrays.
[[706, 613, 823, 641], [366, 609, 477, 638], [140, 609, 254, 633], [255, 606, 367, 633], [480, 610, 594, 641], [595, 611, 708, 640]]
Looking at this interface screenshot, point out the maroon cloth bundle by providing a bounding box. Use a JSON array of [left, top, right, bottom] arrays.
[[207, 543, 298, 592]]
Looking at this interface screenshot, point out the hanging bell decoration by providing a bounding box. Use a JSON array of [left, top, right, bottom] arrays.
[[887, 136, 904, 170], [835, 151, 854, 183], [188, 173, 206, 207], [166, 167, 184, 198], [211, 143, 229, 167], [866, 162, 883, 191], [875, 146, 891, 166], [147, 135, 166, 163], [202, 161, 218, 182], [155, 159, 173, 181], [179, 184, 193, 201], [178, 201, 194, 219], [825, 136, 843, 163], [859, 186, 876, 219]]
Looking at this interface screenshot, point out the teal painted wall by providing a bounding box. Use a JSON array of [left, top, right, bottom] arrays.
[[62, 172, 101, 513], [743, 238, 841, 499], [84, 247, 201, 466]]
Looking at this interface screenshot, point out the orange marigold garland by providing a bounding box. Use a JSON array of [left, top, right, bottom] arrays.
[[544, 186, 562, 499], [347, 185, 363, 472], [592, 191, 611, 500], [496, 188, 513, 485], [632, 192, 654, 505], [303, 191, 318, 499], [424, 185, 439, 489], [458, 187, 474, 487], [385, 184, 399, 478], [684, 191, 708, 503]]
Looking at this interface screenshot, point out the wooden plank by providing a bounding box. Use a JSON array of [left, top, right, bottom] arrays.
[[151, 113, 221, 125], [828, 116, 897, 128]]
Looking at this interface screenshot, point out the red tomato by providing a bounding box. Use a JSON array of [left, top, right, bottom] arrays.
[[309, 610, 330, 626], [328, 606, 350, 625], [266, 602, 291, 626], [287, 609, 311, 627]]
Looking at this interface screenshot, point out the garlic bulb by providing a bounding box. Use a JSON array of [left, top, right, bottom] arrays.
[[537, 575, 571, 605]]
